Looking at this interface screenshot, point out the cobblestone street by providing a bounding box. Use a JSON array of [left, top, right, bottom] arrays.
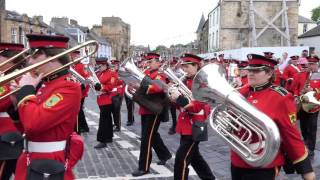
[[72, 93, 320, 180]]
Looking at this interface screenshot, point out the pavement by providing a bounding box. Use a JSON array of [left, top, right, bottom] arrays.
[[73, 93, 320, 180]]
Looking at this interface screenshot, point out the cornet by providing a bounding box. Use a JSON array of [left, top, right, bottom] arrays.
[[86, 65, 102, 95]]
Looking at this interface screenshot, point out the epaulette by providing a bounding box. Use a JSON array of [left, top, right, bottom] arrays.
[[270, 85, 288, 96]]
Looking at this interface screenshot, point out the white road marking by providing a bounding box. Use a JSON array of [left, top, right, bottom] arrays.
[[122, 131, 140, 139], [116, 140, 134, 148], [86, 120, 97, 126], [113, 134, 120, 139], [82, 107, 197, 179]]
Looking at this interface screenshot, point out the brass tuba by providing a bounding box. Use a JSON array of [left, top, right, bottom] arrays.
[[191, 63, 280, 167]]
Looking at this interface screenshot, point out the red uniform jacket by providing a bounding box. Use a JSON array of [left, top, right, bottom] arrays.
[[274, 68, 282, 86], [175, 78, 210, 135], [291, 71, 320, 113], [110, 70, 125, 97], [0, 84, 22, 134], [73, 63, 90, 98], [96, 69, 119, 106], [282, 64, 301, 90], [240, 76, 248, 87], [232, 84, 308, 170], [139, 69, 166, 115], [15, 73, 82, 180]]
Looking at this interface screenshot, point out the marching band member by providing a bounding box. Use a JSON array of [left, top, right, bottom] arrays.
[[291, 56, 320, 158], [94, 60, 119, 149], [109, 59, 124, 132], [282, 55, 301, 91], [232, 54, 314, 180], [0, 43, 25, 180], [168, 58, 178, 135], [169, 53, 215, 180], [131, 52, 171, 177], [238, 61, 249, 87], [15, 34, 83, 180], [72, 51, 90, 133], [263, 52, 283, 86]]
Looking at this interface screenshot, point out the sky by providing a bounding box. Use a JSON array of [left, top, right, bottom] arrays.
[[6, 0, 320, 49]]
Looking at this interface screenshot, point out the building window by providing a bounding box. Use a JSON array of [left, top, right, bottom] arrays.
[[303, 24, 308, 33], [212, 32, 215, 48], [216, 30, 219, 48], [213, 12, 215, 25], [216, 8, 219, 24], [11, 28, 17, 43]]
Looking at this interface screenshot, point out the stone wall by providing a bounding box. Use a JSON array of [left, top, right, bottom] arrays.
[[93, 17, 130, 60], [219, 0, 299, 49]]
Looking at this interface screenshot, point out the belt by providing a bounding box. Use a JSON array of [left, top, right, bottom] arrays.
[[0, 112, 9, 118], [25, 140, 66, 153], [189, 109, 205, 116]]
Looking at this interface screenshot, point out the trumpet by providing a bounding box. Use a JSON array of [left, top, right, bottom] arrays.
[[0, 40, 99, 99]]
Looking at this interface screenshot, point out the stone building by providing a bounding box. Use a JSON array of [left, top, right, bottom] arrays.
[[208, 0, 299, 52], [91, 16, 130, 60], [298, 25, 320, 56], [50, 17, 112, 61], [298, 15, 317, 36], [0, 0, 49, 46], [195, 14, 208, 54]]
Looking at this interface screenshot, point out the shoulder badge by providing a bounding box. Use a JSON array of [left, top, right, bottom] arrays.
[[43, 93, 63, 109], [270, 85, 288, 96], [155, 75, 162, 80], [0, 86, 7, 96], [288, 112, 297, 124]]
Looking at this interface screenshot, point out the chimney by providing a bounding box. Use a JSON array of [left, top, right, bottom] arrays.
[[70, 19, 78, 26], [36, 15, 43, 22], [50, 17, 69, 27]]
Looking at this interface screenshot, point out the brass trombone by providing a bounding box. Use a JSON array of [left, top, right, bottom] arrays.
[[0, 40, 99, 99], [0, 48, 30, 74]]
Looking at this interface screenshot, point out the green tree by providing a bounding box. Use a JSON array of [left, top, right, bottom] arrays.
[[311, 6, 320, 22]]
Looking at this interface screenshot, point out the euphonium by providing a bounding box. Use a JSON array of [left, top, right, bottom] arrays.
[[191, 63, 280, 167], [118, 57, 167, 114], [118, 57, 146, 99]]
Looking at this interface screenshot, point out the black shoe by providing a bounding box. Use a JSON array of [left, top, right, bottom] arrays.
[[132, 169, 149, 177], [94, 142, 107, 149], [157, 154, 172, 165], [114, 127, 121, 132], [168, 127, 176, 135], [126, 121, 134, 126]]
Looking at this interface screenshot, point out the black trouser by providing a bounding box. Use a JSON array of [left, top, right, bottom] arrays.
[[174, 135, 215, 180], [231, 165, 276, 180], [125, 94, 135, 123], [77, 98, 89, 132], [111, 95, 123, 128], [0, 159, 17, 180], [170, 104, 177, 128], [138, 114, 171, 172], [97, 104, 113, 143], [298, 109, 318, 152]]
